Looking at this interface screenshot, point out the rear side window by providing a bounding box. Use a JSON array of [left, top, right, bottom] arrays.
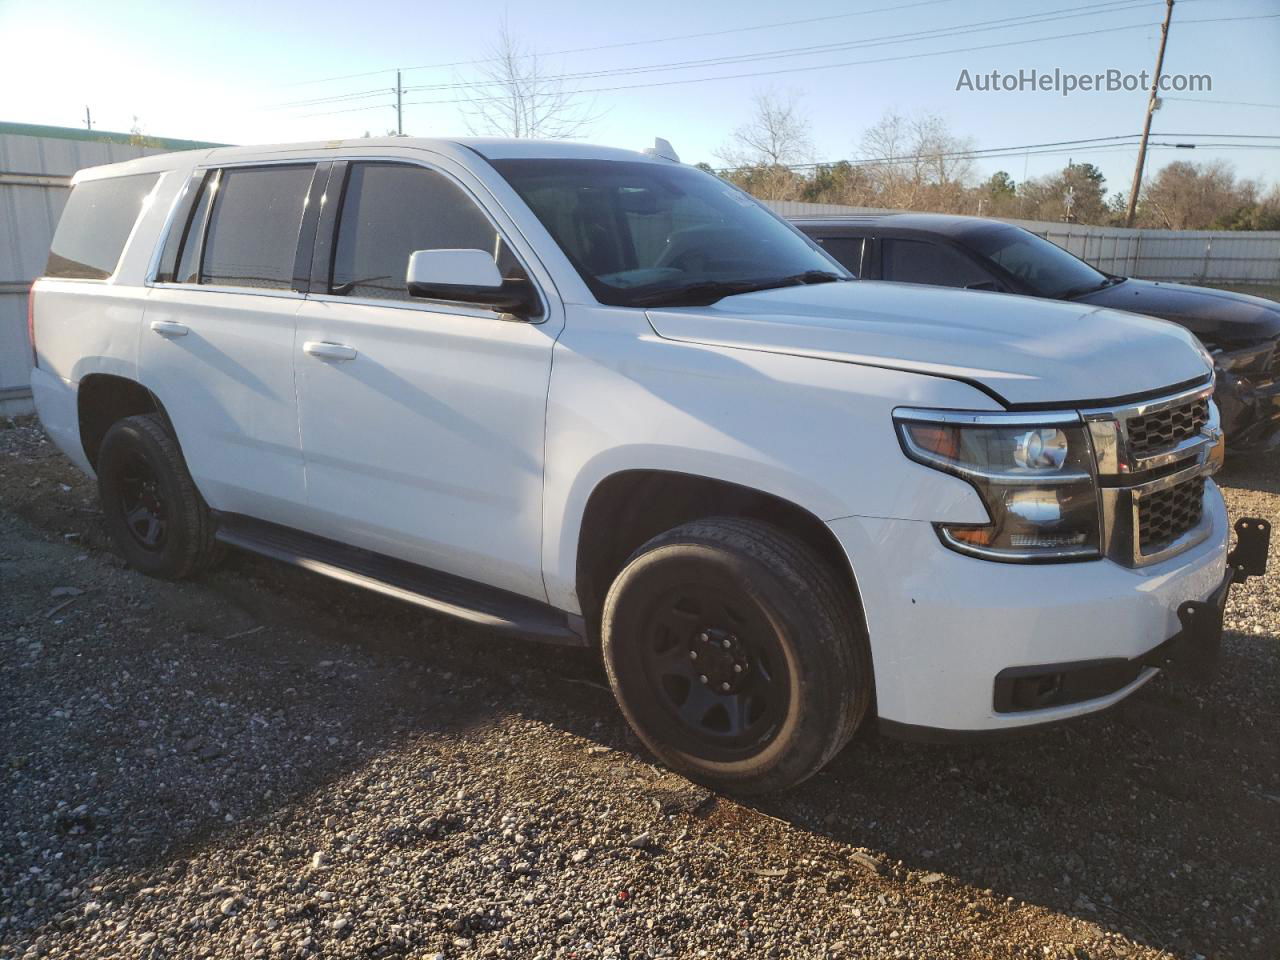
[[200, 165, 313, 290], [882, 238, 991, 288], [330, 162, 521, 301], [46, 173, 161, 279]]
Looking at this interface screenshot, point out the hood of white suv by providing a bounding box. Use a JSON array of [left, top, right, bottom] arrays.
[[645, 280, 1212, 407]]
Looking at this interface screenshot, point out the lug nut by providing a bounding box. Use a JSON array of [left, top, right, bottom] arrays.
[[699, 632, 709, 642], [721, 639, 731, 649], [698, 674, 708, 684], [689, 650, 698, 659], [720, 682, 731, 691], [733, 664, 743, 673]]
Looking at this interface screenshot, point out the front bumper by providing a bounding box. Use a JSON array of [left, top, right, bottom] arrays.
[[827, 483, 1269, 735], [990, 516, 1270, 720]]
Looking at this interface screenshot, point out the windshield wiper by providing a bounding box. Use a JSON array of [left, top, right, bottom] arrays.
[[1060, 275, 1126, 299], [630, 270, 846, 307]]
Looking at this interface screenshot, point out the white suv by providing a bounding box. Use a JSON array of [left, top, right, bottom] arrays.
[[29, 137, 1269, 793]]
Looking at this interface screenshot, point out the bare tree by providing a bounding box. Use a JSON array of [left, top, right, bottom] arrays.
[[459, 20, 597, 139], [717, 89, 813, 168], [858, 111, 974, 211], [715, 90, 813, 201], [1137, 160, 1260, 230]]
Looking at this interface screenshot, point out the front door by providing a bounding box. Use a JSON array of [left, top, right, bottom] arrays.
[[293, 159, 560, 601]]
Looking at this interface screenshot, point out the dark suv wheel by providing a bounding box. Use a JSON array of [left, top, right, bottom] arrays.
[[601, 517, 872, 794], [97, 413, 219, 579]]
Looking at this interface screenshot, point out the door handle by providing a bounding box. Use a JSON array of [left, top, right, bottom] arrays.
[[303, 341, 358, 362], [149, 320, 189, 338]]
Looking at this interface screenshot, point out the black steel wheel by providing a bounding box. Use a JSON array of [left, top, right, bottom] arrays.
[[602, 517, 872, 794], [97, 413, 219, 579], [116, 450, 168, 550], [639, 582, 791, 763]]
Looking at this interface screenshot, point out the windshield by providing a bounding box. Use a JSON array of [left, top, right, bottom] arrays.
[[961, 224, 1110, 299], [490, 158, 849, 307]]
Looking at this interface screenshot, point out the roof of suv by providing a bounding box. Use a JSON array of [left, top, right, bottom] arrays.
[[792, 212, 1015, 237], [71, 136, 671, 182]]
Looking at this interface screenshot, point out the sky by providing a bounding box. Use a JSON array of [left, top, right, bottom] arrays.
[[1, 0, 1277, 200]]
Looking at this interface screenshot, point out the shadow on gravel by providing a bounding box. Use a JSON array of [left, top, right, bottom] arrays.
[[738, 655, 1279, 958]]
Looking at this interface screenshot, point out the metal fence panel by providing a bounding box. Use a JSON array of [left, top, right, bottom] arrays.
[[0, 130, 195, 411]]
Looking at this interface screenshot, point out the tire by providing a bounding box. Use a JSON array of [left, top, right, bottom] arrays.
[[601, 517, 872, 794], [96, 413, 219, 579]]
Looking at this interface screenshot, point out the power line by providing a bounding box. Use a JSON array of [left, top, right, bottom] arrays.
[[713, 136, 1279, 175], [396, 0, 1156, 96], [274, 0, 968, 88], [383, 13, 1279, 114], [1163, 96, 1280, 110], [279, 0, 1157, 110]]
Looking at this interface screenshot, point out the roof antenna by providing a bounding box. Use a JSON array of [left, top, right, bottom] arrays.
[[644, 137, 680, 163]]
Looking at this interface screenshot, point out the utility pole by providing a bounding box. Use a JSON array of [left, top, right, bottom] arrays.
[[395, 70, 403, 136], [84, 106, 92, 131], [1125, 0, 1174, 227]]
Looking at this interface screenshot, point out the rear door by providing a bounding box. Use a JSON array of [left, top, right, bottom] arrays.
[[292, 157, 562, 600], [140, 162, 323, 526]]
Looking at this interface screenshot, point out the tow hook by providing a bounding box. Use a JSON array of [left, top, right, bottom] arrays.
[[1227, 517, 1271, 582], [1139, 517, 1270, 676]]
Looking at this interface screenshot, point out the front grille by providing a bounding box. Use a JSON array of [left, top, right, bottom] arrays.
[[1126, 397, 1209, 457], [1138, 476, 1205, 554]]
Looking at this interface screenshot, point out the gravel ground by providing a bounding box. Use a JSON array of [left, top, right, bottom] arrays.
[[1, 416, 1277, 960]]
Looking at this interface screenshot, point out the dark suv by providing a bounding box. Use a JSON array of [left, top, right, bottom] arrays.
[[795, 213, 1280, 452]]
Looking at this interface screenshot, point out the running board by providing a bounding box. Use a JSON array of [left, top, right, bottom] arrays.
[[214, 514, 586, 646]]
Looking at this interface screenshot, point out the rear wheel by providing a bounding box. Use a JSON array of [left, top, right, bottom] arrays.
[[97, 413, 219, 579], [601, 517, 871, 794]]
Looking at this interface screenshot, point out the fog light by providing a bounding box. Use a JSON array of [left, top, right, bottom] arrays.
[[1006, 489, 1063, 525]]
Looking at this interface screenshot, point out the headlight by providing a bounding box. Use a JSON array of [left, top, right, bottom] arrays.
[[894, 409, 1100, 562]]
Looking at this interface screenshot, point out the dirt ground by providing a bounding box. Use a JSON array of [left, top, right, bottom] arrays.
[[1, 416, 1277, 960]]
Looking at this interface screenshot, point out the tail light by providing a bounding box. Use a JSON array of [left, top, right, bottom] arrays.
[[27, 283, 37, 368]]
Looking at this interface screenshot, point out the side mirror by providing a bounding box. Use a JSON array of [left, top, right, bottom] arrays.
[[405, 249, 536, 316]]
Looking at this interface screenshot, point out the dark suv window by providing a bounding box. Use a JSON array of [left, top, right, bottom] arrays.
[[814, 236, 866, 278], [883, 238, 992, 288], [46, 173, 161, 279], [200, 165, 313, 290], [330, 162, 522, 302]]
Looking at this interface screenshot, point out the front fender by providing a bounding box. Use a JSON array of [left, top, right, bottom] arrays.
[[541, 325, 996, 612]]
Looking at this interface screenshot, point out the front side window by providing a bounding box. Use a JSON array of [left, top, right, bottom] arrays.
[[330, 162, 524, 302], [814, 236, 866, 278], [490, 158, 848, 307], [46, 173, 161, 279], [882, 238, 992, 289], [200, 165, 313, 290]]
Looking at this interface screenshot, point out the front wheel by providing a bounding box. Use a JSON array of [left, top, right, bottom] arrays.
[[601, 517, 872, 794]]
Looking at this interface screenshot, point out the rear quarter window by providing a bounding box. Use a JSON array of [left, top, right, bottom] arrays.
[[45, 173, 161, 279]]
